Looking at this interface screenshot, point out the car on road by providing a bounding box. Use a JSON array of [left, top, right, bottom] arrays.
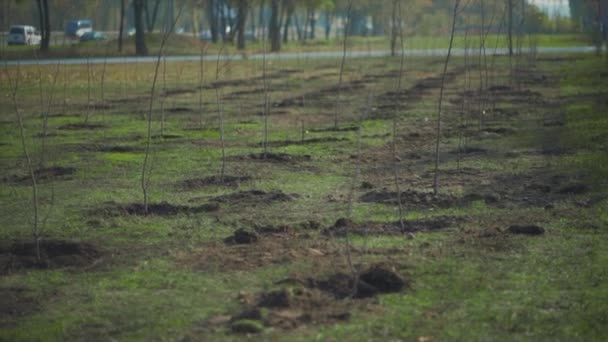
[[65, 19, 93, 38], [7, 25, 41, 46], [79, 31, 106, 42]]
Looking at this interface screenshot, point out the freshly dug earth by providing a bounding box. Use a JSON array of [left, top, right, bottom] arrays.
[[223, 264, 406, 333], [325, 217, 461, 236], [360, 189, 458, 208], [178, 175, 251, 190], [230, 153, 312, 163], [508, 225, 545, 235], [93, 201, 220, 217], [4, 166, 76, 184], [0, 240, 102, 273], [210, 190, 297, 206]]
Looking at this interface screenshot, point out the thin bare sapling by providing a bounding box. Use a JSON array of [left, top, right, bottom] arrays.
[[333, 1, 353, 130], [215, 44, 227, 182], [141, 9, 183, 214], [433, 0, 461, 195]]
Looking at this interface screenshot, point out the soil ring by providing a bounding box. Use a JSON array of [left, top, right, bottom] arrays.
[[1, 239, 102, 274], [359, 189, 458, 209], [4, 166, 76, 184], [224, 264, 406, 333], [58, 123, 106, 130], [229, 153, 312, 163], [93, 201, 220, 217], [178, 175, 251, 190], [210, 190, 297, 206], [324, 216, 461, 236], [508, 225, 545, 235], [254, 137, 348, 148]]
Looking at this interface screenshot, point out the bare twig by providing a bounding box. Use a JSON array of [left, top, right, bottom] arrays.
[[433, 0, 461, 195], [4, 62, 41, 261], [334, 0, 353, 130], [141, 7, 183, 214]]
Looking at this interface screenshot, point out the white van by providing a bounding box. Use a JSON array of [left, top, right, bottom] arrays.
[[8, 25, 41, 46]]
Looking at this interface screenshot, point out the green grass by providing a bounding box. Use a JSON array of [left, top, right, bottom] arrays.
[[1, 51, 607, 340]]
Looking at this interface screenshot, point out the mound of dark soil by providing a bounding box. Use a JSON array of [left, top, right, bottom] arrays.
[[211, 190, 296, 205], [58, 123, 106, 130], [231, 153, 312, 163], [255, 137, 348, 148], [325, 216, 460, 236], [508, 225, 545, 235], [94, 201, 219, 217], [166, 107, 192, 113], [312, 265, 406, 299], [462, 191, 502, 204], [224, 229, 259, 245], [309, 126, 359, 133], [179, 175, 251, 190], [558, 183, 588, 195], [223, 264, 405, 333], [451, 146, 487, 154], [152, 134, 183, 139], [4, 166, 76, 184], [360, 189, 457, 208], [1, 240, 102, 273]]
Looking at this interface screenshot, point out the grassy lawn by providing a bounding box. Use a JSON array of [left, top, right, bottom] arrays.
[[0, 49, 607, 341]]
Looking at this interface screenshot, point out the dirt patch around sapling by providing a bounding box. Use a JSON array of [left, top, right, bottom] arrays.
[[92, 201, 220, 217], [209, 190, 297, 206], [4, 166, 76, 184], [309, 126, 359, 133], [324, 216, 463, 236], [229, 153, 312, 163], [205, 264, 407, 334], [254, 137, 348, 148], [360, 188, 458, 209], [0, 240, 102, 274], [178, 175, 251, 190], [58, 123, 107, 130]]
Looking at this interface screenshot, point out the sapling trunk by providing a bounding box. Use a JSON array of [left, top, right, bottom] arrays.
[[101, 47, 108, 129], [261, 19, 269, 157], [333, 1, 352, 130], [141, 8, 182, 214], [40, 63, 61, 169], [4, 63, 41, 261], [215, 45, 226, 183], [84, 54, 92, 124], [198, 46, 205, 130], [394, 0, 406, 231], [160, 55, 167, 138], [433, 0, 460, 195]]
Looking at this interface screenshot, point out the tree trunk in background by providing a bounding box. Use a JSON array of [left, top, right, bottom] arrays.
[[145, 0, 162, 33], [325, 11, 334, 40], [134, 0, 148, 56], [283, 0, 294, 43], [207, 0, 219, 42], [39, 0, 51, 52], [390, 0, 398, 56], [36, 0, 44, 43], [118, 0, 125, 52], [236, 0, 248, 50], [309, 8, 316, 39], [258, 0, 266, 40], [269, 0, 281, 52], [507, 0, 513, 56]]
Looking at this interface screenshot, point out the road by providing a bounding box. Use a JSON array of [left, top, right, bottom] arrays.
[[2, 46, 600, 67]]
